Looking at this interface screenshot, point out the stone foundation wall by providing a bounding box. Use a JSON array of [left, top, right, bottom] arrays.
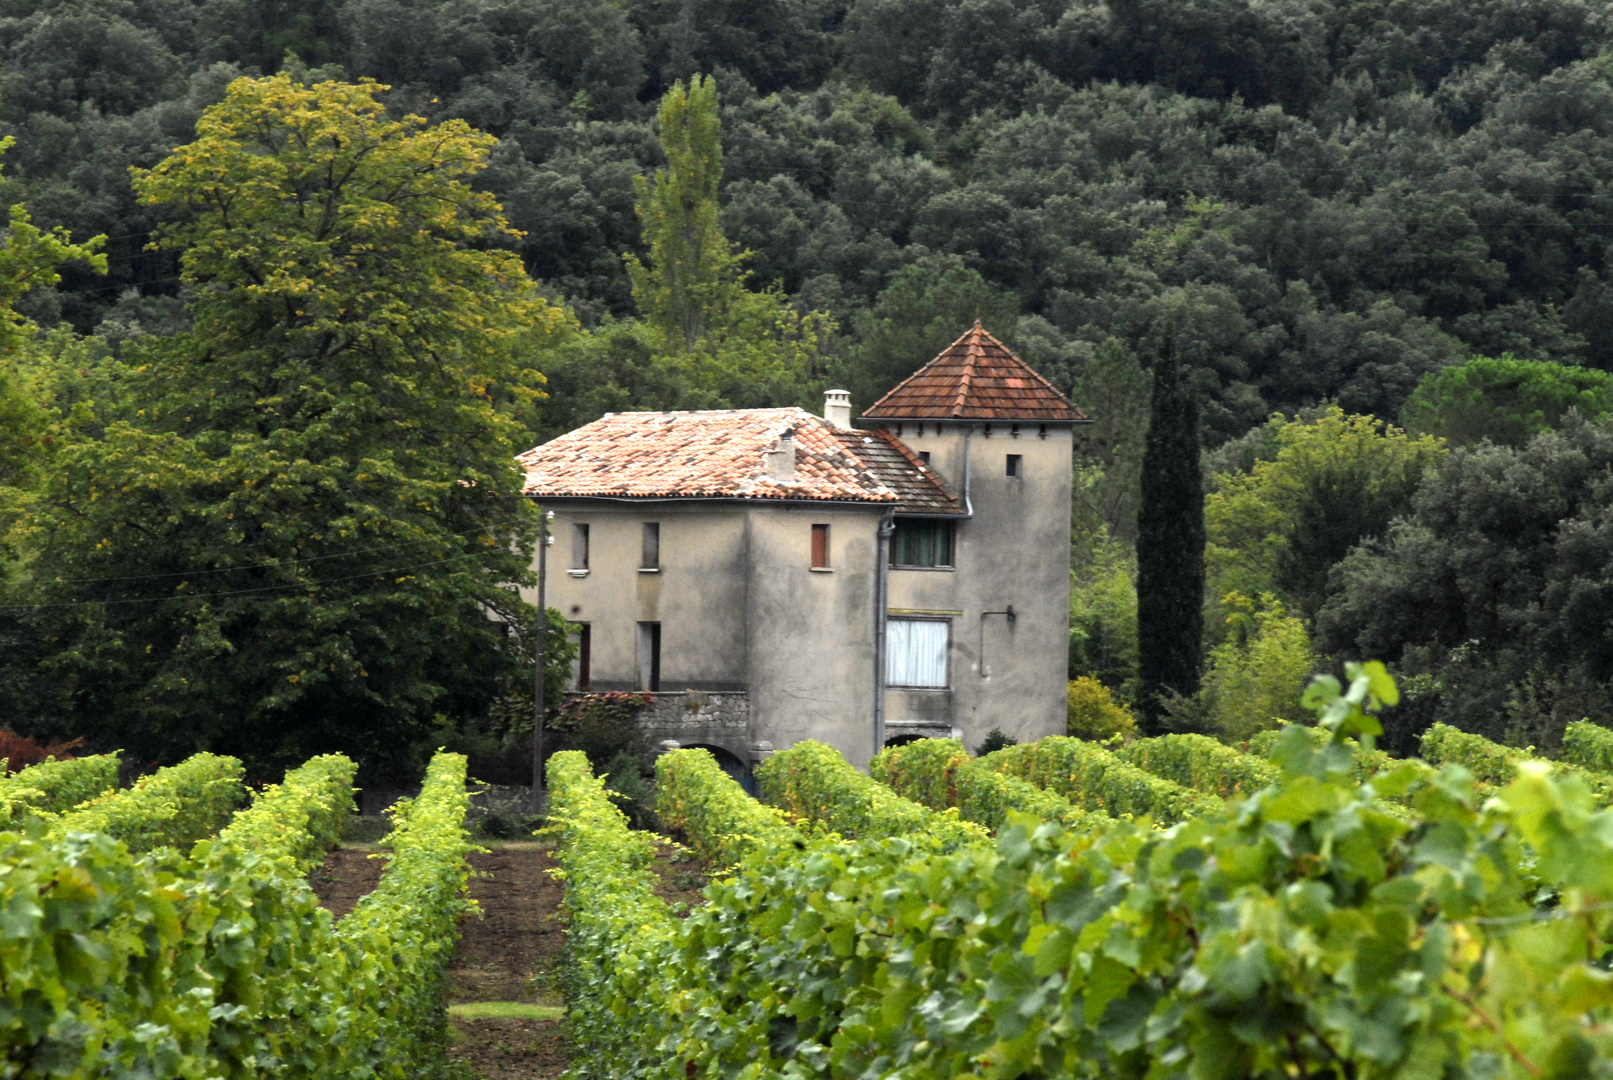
[[555, 689, 763, 771]]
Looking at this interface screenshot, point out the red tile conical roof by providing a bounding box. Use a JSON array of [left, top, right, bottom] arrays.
[[862, 322, 1087, 421]]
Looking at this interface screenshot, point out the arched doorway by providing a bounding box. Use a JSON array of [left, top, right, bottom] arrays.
[[684, 743, 754, 795]]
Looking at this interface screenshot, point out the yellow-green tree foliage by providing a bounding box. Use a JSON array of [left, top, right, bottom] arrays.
[[1205, 406, 1445, 623], [1201, 592, 1314, 740], [1066, 675, 1139, 741], [625, 75, 827, 406], [0, 137, 104, 541], [16, 75, 568, 779]]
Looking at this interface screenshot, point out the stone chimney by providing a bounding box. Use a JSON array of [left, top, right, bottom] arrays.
[[823, 389, 852, 429], [764, 427, 797, 481]]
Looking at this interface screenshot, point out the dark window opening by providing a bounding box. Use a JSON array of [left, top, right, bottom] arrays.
[[576, 624, 591, 690], [811, 523, 830, 568], [890, 520, 954, 568], [637, 622, 661, 691], [917, 450, 931, 465], [642, 522, 660, 569], [1006, 454, 1022, 477], [572, 523, 590, 569]]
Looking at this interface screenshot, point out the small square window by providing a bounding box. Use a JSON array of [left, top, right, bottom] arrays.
[[917, 450, 931, 465], [641, 522, 660, 569], [811, 523, 830, 568], [1006, 454, 1022, 477]]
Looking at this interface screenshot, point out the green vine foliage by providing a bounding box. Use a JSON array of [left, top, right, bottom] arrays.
[[689, 665, 1613, 1078], [550, 664, 1613, 1078], [0, 752, 118, 824], [654, 747, 794, 867], [0, 750, 473, 1078], [1116, 732, 1277, 798], [983, 735, 1222, 823], [756, 739, 989, 850], [1422, 721, 1613, 801], [547, 750, 684, 1079], [214, 753, 355, 874], [871, 738, 1113, 834], [1562, 720, 1613, 774], [1250, 719, 1400, 780], [48, 752, 245, 850], [333, 751, 478, 1077]]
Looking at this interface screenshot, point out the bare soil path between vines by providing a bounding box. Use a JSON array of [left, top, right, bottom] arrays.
[[310, 832, 709, 1079], [312, 840, 571, 1078]]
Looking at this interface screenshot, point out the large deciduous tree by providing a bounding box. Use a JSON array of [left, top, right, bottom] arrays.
[[12, 75, 567, 780], [1135, 335, 1205, 730]]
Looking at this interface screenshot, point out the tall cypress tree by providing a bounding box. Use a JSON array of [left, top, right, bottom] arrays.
[[1136, 336, 1206, 731]]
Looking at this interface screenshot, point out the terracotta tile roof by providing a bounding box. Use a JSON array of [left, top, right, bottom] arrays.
[[518, 408, 964, 513], [862, 321, 1088, 421], [831, 427, 964, 514]]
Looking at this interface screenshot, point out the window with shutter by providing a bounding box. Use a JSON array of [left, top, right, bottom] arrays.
[[811, 523, 829, 568]]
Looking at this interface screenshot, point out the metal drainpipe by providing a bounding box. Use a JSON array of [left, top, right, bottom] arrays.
[[874, 510, 895, 760], [961, 423, 974, 517]]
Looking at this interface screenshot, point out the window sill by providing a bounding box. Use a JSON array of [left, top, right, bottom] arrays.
[[887, 685, 951, 692], [810, 566, 834, 573], [638, 567, 660, 574], [568, 569, 589, 578], [890, 565, 956, 572]]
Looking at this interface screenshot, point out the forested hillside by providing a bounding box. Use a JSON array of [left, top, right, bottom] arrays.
[[6, 0, 1613, 774], [6, 0, 1613, 433]]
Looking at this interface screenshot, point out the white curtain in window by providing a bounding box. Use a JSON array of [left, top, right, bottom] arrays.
[[887, 618, 949, 688]]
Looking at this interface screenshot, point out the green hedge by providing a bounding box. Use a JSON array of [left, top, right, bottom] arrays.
[[548, 749, 684, 1078], [1420, 722, 1613, 800], [1561, 720, 1613, 774], [982, 736, 1222, 823], [871, 738, 1113, 834], [654, 747, 795, 866], [0, 753, 119, 824], [756, 739, 990, 850], [49, 752, 245, 851], [1117, 733, 1277, 798], [0, 750, 472, 1079]]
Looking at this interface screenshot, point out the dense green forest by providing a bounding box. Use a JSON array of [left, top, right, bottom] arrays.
[[6, 0, 1613, 774], [10, 0, 1613, 426]]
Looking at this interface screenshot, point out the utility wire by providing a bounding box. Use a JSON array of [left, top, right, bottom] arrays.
[[0, 549, 507, 613], [0, 526, 518, 590]]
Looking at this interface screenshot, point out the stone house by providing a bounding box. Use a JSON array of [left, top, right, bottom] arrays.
[[517, 323, 1087, 776]]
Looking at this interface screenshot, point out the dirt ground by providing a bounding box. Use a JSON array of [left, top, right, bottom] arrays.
[[447, 842, 570, 1079], [649, 841, 709, 912], [310, 846, 388, 919]]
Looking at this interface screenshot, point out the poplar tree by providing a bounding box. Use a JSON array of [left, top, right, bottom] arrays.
[[1136, 336, 1206, 731], [623, 75, 826, 407]]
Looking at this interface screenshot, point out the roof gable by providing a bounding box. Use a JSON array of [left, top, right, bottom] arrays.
[[862, 322, 1087, 421], [518, 407, 963, 513]]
